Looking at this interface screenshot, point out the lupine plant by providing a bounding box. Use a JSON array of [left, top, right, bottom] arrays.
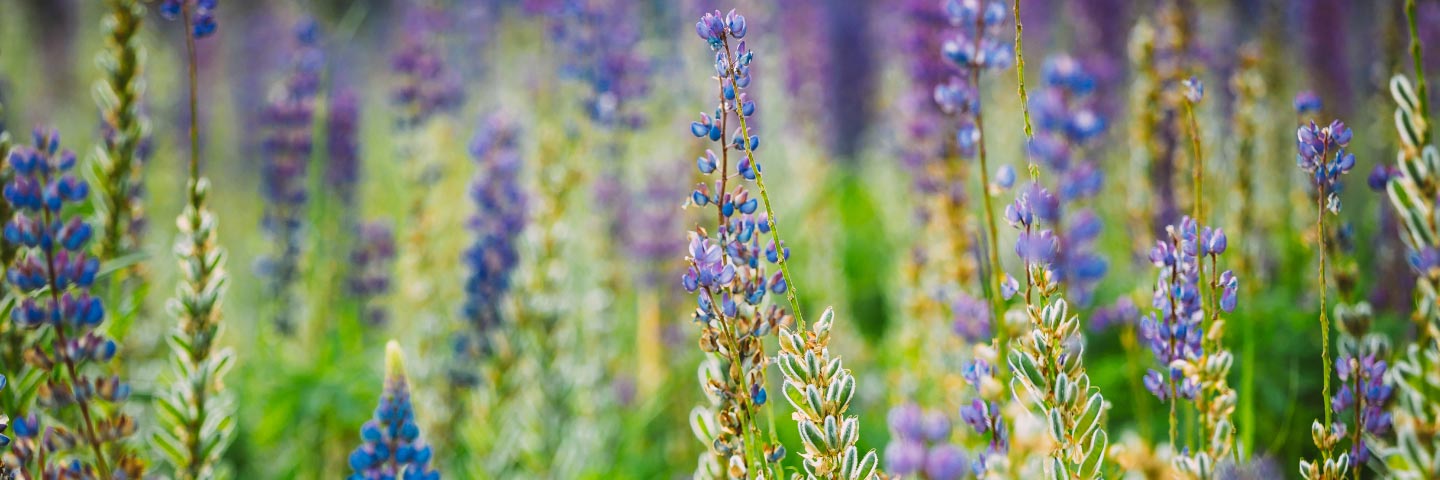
[[687, 9, 808, 478], [1026, 56, 1108, 306], [150, 3, 234, 478], [3, 129, 142, 478], [349, 221, 396, 327], [454, 114, 527, 386], [1296, 116, 1357, 480], [938, 0, 1013, 341], [347, 340, 440, 480], [258, 20, 323, 335], [93, 0, 150, 267], [1378, 3, 1440, 477], [775, 308, 880, 480], [884, 403, 968, 480], [1003, 183, 1112, 480]]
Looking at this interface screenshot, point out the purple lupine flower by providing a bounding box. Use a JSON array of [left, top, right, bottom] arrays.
[[454, 114, 527, 384], [1331, 353, 1393, 463], [1024, 55, 1110, 305], [898, 0, 952, 200], [258, 20, 324, 335], [1295, 119, 1356, 213], [1294, 91, 1323, 115], [0, 374, 8, 447], [391, 6, 465, 129], [3, 129, 138, 474], [885, 401, 968, 480], [349, 221, 396, 327], [553, 0, 651, 128], [348, 341, 440, 480], [161, 0, 218, 38], [327, 88, 362, 210], [957, 359, 1008, 476], [941, 0, 1013, 71], [1139, 217, 1208, 401], [1090, 296, 1139, 331], [950, 291, 991, 342]]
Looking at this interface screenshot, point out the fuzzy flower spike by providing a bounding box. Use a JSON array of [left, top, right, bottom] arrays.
[[3, 129, 142, 478], [687, 9, 810, 479], [348, 341, 440, 480]]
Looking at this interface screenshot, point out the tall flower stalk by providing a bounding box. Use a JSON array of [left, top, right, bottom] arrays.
[[1378, 5, 1440, 477], [150, 2, 233, 478], [3, 129, 141, 479], [94, 0, 150, 266], [258, 21, 323, 335], [775, 308, 880, 480], [940, 0, 1014, 355], [1003, 182, 1111, 479], [687, 9, 796, 477], [1296, 117, 1357, 480]]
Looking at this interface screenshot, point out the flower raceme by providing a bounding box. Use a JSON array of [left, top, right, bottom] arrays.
[[3, 129, 142, 478], [1296, 120, 1356, 214], [349, 341, 440, 480]]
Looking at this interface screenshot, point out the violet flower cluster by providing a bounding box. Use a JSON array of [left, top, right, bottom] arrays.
[[350, 221, 396, 327], [553, 0, 650, 128], [3, 129, 140, 478], [454, 115, 527, 384], [1331, 353, 1393, 464], [160, 0, 218, 38], [1139, 217, 1236, 402], [391, 6, 465, 129], [258, 20, 324, 335], [899, 0, 956, 200], [958, 359, 1010, 477], [685, 10, 795, 477], [1295, 119, 1356, 214], [348, 341, 440, 480], [936, 0, 1013, 160], [1028, 55, 1109, 305], [885, 403, 969, 480], [327, 88, 362, 210]]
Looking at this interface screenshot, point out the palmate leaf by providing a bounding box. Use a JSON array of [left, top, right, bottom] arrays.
[[151, 429, 188, 469]]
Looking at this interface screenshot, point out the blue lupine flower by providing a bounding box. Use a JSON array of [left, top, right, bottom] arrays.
[[258, 20, 325, 335], [3, 129, 136, 474], [941, 0, 1013, 71], [348, 341, 440, 480], [392, 6, 465, 128], [1331, 353, 1393, 463], [1021, 55, 1111, 304], [1295, 119, 1356, 213], [1294, 90, 1323, 115], [454, 114, 528, 383], [161, 0, 219, 38]]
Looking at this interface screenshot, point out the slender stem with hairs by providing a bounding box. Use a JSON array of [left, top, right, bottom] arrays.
[[722, 38, 805, 331], [970, 9, 1009, 381]]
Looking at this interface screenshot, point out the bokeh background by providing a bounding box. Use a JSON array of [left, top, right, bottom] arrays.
[[0, 0, 1437, 478]]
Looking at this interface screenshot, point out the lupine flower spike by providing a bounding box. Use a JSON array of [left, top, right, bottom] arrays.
[[1377, 6, 1440, 477], [151, 3, 234, 477], [94, 0, 152, 264], [687, 9, 796, 478], [3, 129, 142, 478], [776, 308, 880, 480], [258, 20, 324, 335], [348, 341, 441, 480], [1295, 111, 1356, 480], [453, 114, 527, 386]]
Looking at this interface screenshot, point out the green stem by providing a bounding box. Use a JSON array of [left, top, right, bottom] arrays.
[[1317, 181, 1333, 433], [970, 8, 1009, 387], [721, 55, 805, 330], [1012, 0, 1035, 150], [1184, 99, 1204, 224], [1407, 0, 1430, 134]]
